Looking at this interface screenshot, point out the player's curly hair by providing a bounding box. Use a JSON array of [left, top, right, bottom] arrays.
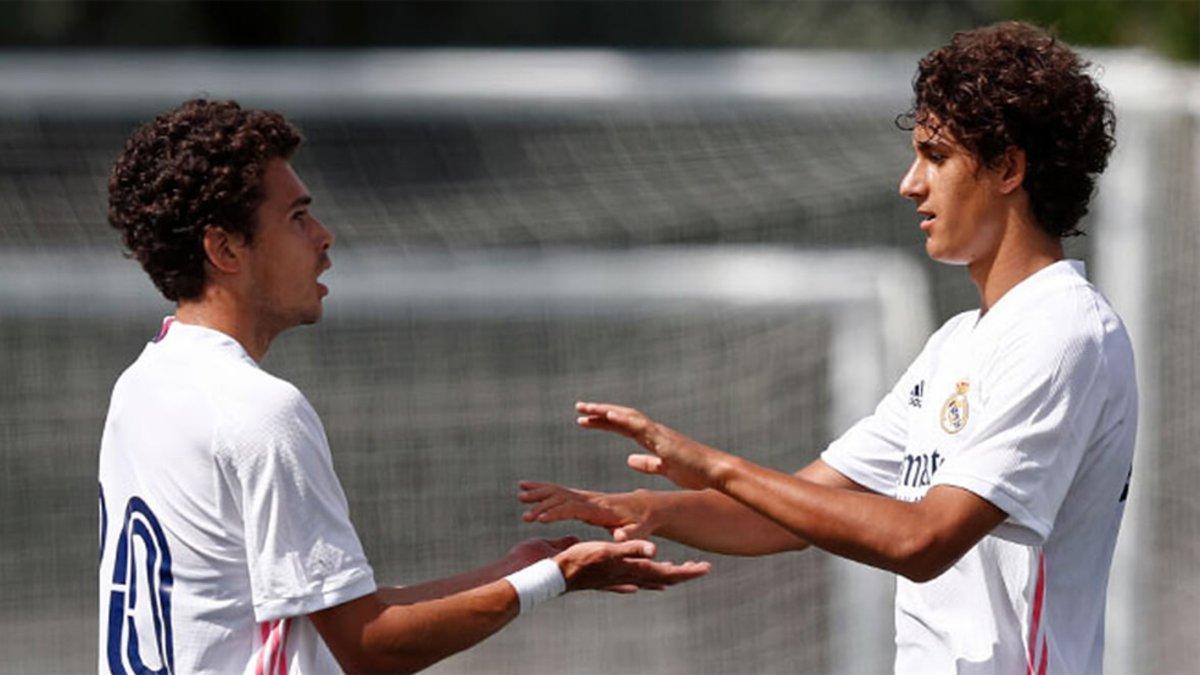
[[899, 21, 1116, 238], [108, 99, 302, 301]]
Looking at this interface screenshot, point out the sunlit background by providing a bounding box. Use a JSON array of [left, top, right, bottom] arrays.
[[0, 2, 1196, 673]]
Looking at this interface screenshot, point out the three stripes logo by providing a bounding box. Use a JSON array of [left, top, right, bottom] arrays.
[[908, 380, 925, 408]]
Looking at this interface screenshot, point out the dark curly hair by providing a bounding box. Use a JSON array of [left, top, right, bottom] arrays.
[[108, 99, 302, 301], [899, 21, 1116, 238]]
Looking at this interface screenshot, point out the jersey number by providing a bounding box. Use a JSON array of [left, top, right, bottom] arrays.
[[103, 495, 175, 675]]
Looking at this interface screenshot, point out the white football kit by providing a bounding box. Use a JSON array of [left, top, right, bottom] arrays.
[[98, 318, 377, 674], [822, 260, 1137, 674]]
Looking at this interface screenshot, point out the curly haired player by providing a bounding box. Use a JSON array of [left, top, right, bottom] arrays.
[[98, 99, 708, 675], [520, 22, 1133, 674]]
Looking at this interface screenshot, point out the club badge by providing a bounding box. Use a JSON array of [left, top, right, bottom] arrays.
[[940, 380, 970, 434]]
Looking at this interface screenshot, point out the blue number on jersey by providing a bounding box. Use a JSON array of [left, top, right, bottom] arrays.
[[105, 496, 175, 675]]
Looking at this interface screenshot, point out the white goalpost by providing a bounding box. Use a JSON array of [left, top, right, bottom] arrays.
[[0, 246, 931, 673]]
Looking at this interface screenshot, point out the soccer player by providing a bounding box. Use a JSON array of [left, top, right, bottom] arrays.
[[519, 22, 1133, 674], [98, 99, 709, 674]]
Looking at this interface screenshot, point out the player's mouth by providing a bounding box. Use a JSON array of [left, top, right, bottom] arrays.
[[917, 210, 936, 233], [317, 257, 331, 296]]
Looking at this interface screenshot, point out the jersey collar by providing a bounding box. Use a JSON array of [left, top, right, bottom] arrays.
[[973, 259, 1087, 332], [152, 316, 259, 368]]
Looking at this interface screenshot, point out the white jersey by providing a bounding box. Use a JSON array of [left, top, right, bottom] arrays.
[[98, 318, 377, 674], [821, 260, 1137, 674]]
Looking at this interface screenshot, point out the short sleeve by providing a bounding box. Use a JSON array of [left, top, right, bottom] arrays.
[[218, 390, 377, 622], [821, 347, 931, 497], [931, 324, 1107, 545]]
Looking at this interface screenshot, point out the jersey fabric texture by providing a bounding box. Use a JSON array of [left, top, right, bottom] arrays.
[[98, 319, 377, 674], [821, 260, 1137, 674]]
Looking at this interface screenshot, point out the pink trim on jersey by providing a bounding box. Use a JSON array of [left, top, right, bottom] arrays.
[[1027, 551, 1048, 675], [1038, 634, 1049, 675], [255, 619, 291, 675], [277, 614, 289, 672], [153, 316, 175, 343], [256, 622, 269, 675]]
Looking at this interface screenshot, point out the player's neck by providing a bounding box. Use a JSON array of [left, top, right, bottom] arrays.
[[175, 292, 281, 363], [969, 216, 1064, 316]]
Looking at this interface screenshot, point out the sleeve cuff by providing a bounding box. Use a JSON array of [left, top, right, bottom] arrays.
[[254, 567, 378, 623], [931, 471, 1052, 545]]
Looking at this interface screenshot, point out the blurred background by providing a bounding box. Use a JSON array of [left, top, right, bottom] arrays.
[[0, 1, 1196, 673]]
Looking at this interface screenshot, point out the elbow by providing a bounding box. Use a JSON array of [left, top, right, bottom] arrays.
[[338, 634, 430, 675], [898, 562, 945, 585], [889, 530, 956, 583]]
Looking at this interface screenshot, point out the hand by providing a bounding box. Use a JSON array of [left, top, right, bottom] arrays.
[[553, 540, 710, 593], [503, 536, 580, 573], [518, 481, 655, 541], [575, 401, 726, 491]]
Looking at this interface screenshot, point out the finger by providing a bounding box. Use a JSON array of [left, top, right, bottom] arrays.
[[576, 401, 638, 416], [576, 402, 647, 430], [613, 522, 651, 543], [619, 558, 711, 583], [597, 410, 646, 436], [645, 560, 711, 583], [534, 502, 597, 524], [524, 494, 568, 522], [610, 539, 656, 559], [601, 584, 639, 594], [576, 415, 640, 439], [530, 494, 576, 521], [627, 453, 664, 475], [517, 485, 562, 503], [519, 480, 584, 496]]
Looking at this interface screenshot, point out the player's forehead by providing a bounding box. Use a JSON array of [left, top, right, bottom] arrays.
[[910, 114, 960, 149], [260, 158, 311, 208]]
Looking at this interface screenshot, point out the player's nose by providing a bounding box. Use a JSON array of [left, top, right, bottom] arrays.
[[898, 159, 925, 202], [313, 215, 335, 251]]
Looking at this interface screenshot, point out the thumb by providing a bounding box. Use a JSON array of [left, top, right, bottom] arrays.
[[627, 453, 663, 475], [613, 522, 651, 543], [612, 539, 656, 559]]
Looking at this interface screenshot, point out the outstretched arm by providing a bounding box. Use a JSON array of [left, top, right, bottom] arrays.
[[575, 402, 1006, 582], [519, 460, 870, 556], [379, 537, 580, 605], [310, 539, 710, 674]]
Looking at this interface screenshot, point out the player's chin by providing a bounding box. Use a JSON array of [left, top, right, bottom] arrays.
[[298, 302, 324, 326], [924, 239, 968, 266]]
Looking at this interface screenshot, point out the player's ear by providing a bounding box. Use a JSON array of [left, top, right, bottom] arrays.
[[997, 145, 1026, 195], [201, 226, 248, 275]]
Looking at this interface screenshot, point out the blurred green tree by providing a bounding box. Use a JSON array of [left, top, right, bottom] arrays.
[[0, 1, 1193, 62]]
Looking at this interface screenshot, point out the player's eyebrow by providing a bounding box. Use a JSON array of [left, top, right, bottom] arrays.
[[287, 195, 313, 210], [915, 139, 950, 155]]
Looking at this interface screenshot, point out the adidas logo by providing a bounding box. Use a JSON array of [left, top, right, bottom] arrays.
[[908, 380, 925, 408]]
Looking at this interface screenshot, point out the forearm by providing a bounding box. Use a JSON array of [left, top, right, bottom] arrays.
[[573, 403, 1000, 580], [379, 558, 520, 606], [648, 488, 809, 556], [328, 582, 520, 674], [712, 457, 937, 579]]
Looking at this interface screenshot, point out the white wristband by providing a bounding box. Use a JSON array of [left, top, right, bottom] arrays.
[[503, 558, 567, 614]]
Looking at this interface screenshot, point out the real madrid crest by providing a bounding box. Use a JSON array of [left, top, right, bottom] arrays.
[[940, 380, 970, 434]]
